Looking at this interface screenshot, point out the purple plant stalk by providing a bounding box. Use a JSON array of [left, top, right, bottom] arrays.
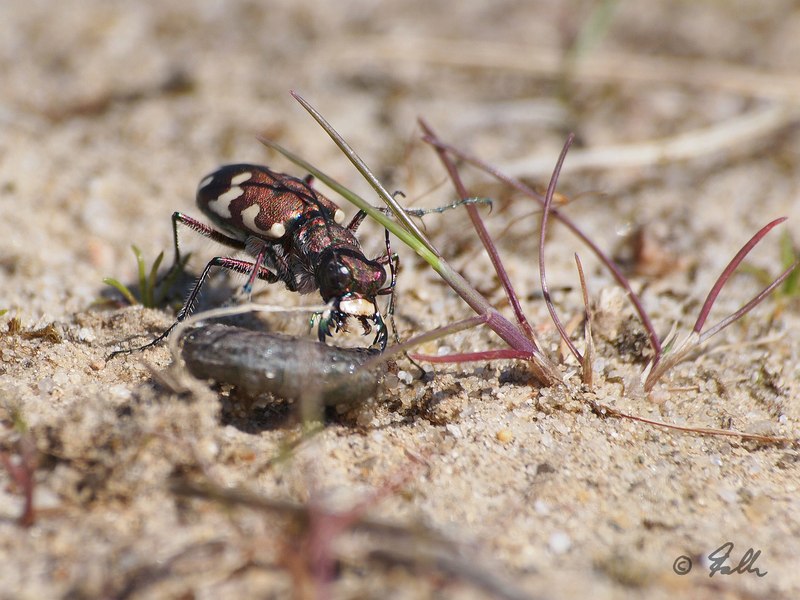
[[642, 217, 799, 391], [421, 134, 663, 359], [538, 133, 583, 364], [0, 435, 37, 527], [418, 119, 540, 347], [421, 132, 798, 392], [302, 466, 417, 600]]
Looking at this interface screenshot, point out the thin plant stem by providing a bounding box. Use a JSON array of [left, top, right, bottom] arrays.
[[574, 253, 595, 387], [358, 314, 491, 372], [147, 251, 164, 307], [592, 401, 798, 446], [693, 217, 787, 333], [409, 349, 534, 363], [421, 134, 663, 360], [133, 245, 148, 305], [539, 134, 582, 363], [418, 118, 539, 347], [290, 91, 440, 258], [700, 258, 800, 342]]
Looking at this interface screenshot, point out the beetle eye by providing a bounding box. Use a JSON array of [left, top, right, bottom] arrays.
[[323, 260, 351, 294]]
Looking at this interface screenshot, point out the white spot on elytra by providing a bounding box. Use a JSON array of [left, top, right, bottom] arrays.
[[207, 186, 244, 218], [198, 174, 214, 189], [231, 171, 253, 185], [240, 203, 284, 238], [219, 186, 245, 203], [334, 209, 345, 224]]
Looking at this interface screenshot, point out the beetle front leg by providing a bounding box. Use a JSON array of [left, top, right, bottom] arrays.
[[376, 229, 400, 344], [317, 307, 347, 344]]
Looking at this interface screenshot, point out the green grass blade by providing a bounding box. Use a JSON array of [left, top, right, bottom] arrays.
[[257, 137, 441, 267], [132, 245, 147, 304], [103, 278, 139, 306], [289, 91, 440, 258], [146, 251, 165, 307]]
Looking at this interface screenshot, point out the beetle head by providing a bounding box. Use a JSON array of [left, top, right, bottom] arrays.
[[316, 249, 388, 350], [318, 250, 387, 302]]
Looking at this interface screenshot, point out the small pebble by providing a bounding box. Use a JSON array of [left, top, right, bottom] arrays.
[[496, 429, 514, 443], [397, 370, 413, 385], [77, 327, 95, 343], [534, 500, 550, 515], [445, 424, 463, 439], [37, 378, 55, 395], [549, 531, 571, 554]]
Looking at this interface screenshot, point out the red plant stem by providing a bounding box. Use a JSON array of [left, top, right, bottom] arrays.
[[0, 448, 35, 528], [593, 402, 797, 444], [692, 217, 787, 333], [419, 118, 539, 347], [422, 135, 663, 359], [438, 263, 538, 353], [359, 314, 492, 372], [410, 349, 535, 363], [700, 258, 799, 342], [540, 134, 582, 362]]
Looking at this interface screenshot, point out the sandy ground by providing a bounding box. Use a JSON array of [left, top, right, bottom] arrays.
[[2, 1, 800, 598]]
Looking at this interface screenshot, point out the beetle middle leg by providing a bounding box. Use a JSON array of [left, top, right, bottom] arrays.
[[166, 212, 287, 299], [167, 211, 246, 272], [108, 256, 279, 358]]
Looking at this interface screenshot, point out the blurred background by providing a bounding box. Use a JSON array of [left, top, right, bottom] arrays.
[[2, 0, 799, 319], [2, 2, 800, 598]]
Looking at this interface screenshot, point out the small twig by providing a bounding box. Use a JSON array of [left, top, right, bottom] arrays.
[[329, 37, 800, 103], [501, 105, 800, 177], [591, 401, 798, 447], [419, 119, 540, 347], [172, 474, 535, 600]]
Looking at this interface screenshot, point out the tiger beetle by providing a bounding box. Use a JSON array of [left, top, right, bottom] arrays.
[[110, 164, 489, 357]]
